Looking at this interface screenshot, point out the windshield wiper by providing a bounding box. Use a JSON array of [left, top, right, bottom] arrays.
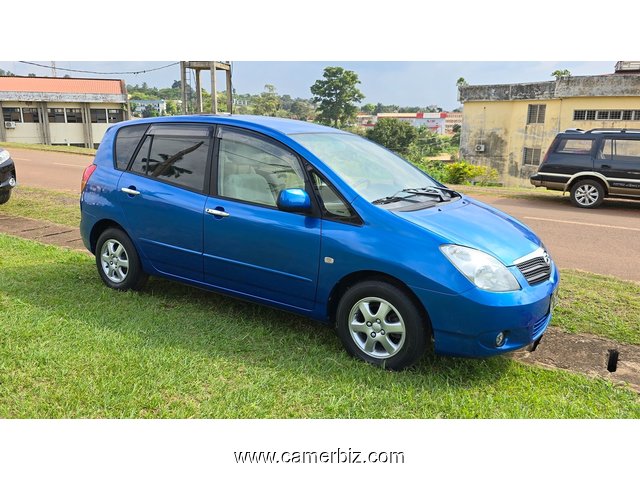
[[372, 194, 422, 205]]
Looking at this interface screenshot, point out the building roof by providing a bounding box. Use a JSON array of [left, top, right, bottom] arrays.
[[458, 73, 640, 103], [0, 76, 125, 94]]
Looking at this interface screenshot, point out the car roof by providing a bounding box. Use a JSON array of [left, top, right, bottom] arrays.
[[113, 114, 342, 136], [559, 128, 640, 137]]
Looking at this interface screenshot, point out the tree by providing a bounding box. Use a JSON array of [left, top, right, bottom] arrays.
[[361, 103, 376, 115], [310, 66, 364, 128], [289, 99, 315, 121], [451, 124, 462, 147], [366, 118, 417, 155], [456, 77, 468, 87], [253, 84, 281, 116], [552, 69, 571, 80]]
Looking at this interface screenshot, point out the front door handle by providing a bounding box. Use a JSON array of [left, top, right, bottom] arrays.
[[206, 208, 230, 218], [121, 187, 140, 196]]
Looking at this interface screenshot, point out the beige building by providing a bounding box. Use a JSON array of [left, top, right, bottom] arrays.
[[458, 63, 640, 185], [0, 76, 129, 148]]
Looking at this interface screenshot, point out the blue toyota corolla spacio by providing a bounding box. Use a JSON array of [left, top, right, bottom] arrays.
[[80, 115, 559, 370]]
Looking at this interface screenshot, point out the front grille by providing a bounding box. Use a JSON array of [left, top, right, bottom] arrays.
[[516, 255, 551, 286]]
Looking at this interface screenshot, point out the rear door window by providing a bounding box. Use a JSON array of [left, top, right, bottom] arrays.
[[601, 138, 640, 162], [129, 124, 212, 193]]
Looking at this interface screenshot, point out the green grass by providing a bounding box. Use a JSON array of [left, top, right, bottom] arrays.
[[454, 183, 566, 200], [0, 141, 96, 156], [554, 270, 640, 344], [0, 186, 80, 227], [0, 234, 638, 418]]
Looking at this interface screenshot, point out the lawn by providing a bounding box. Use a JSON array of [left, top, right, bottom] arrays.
[[0, 141, 96, 156], [0, 186, 80, 227], [0, 234, 638, 418]]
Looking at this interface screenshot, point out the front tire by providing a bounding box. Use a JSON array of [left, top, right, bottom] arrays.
[[570, 179, 604, 208], [95, 228, 148, 291], [335, 280, 429, 370], [0, 189, 11, 205]]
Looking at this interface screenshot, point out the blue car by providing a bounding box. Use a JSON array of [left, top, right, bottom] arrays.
[[80, 115, 559, 370]]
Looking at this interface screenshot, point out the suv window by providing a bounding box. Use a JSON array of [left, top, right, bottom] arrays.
[[217, 126, 305, 207], [114, 124, 149, 170], [601, 138, 640, 162], [129, 124, 211, 192], [555, 138, 593, 154]]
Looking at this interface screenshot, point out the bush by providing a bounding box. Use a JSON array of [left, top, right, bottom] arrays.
[[443, 161, 498, 185]]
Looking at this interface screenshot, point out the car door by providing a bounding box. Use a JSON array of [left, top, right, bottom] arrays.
[[203, 126, 321, 311], [595, 137, 640, 195], [117, 123, 212, 281]]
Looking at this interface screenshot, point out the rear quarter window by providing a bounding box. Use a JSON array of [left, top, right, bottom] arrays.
[[555, 138, 593, 154], [114, 124, 149, 170]]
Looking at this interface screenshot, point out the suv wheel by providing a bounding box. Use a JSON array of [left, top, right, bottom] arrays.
[[570, 179, 605, 208], [95, 228, 148, 291], [335, 280, 429, 370], [0, 190, 10, 205]]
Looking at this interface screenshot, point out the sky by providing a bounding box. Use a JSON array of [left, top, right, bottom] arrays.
[[0, 61, 616, 111]]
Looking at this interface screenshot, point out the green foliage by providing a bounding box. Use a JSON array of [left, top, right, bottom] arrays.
[[311, 66, 365, 128], [443, 161, 498, 185], [0, 68, 15, 76], [552, 69, 571, 80], [253, 84, 281, 117], [451, 124, 461, 147], [366, 118, 417, 155], [456, 77, 468, 87]]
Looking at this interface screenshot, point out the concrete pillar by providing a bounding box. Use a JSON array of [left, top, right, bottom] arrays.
[[180, 61, 187, 114], [0, 101, 6, 142], [195, 69, 202, 113], [39, 102, 51, 145], [210, 62, 217, 114], [226, 69, 233, 113], [82, 103, 93, 148]]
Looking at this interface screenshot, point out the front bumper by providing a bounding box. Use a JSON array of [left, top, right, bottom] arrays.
[[0, 159, 16, 190], [413, 263, 560, 357]]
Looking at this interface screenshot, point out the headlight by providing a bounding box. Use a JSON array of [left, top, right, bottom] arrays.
[[440, 244, 520, 292], [0, 149, 10, 165]]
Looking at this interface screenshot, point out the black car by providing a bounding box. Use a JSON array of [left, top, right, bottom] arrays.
[[530, 128, 640, 208], [0, 147, 16, 204]]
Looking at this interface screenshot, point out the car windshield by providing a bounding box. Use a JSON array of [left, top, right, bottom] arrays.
[[292, 132, 440, 203]]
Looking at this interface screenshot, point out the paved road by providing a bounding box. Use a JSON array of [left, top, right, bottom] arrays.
[[10, 148, 93, 193], [7, 147, 640, 281]]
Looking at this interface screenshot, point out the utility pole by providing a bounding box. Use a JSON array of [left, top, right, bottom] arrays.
[[51, 62, 57, 77]]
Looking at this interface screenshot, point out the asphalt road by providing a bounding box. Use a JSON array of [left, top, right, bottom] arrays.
[[8, 148, 640, 282]]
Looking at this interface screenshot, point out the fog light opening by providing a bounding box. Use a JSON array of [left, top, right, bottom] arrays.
[[495, 331, 507, 347]]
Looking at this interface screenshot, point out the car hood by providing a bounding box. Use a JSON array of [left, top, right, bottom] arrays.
[[393, 196, 542, 265]]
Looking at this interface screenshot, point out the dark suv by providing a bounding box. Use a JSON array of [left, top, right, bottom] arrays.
[[530, 128, 640, 208]]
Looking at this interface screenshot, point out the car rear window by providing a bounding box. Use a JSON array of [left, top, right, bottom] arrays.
[[555, 138, 593, 154], [114, 124, 149, 170]]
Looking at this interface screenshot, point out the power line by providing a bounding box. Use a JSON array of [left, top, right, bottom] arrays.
[[18, 61, 180, 76]]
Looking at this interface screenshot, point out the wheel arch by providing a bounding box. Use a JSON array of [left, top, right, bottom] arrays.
[[565, 172, 609, 194], [89, 219, 127, 254], [326, 270, 433, 334]]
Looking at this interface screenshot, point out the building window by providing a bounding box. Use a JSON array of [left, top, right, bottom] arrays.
[[2, 108, 21, 122], [527, 104, 546, 124], [65, 108, 83, 123], [48, 108, 65, 123], [573, 109, 640, 122], [523, 147, 542, 166], [107, 109, 124, 123], [21, 108, 40, 123], [90, 109, 107, 123]]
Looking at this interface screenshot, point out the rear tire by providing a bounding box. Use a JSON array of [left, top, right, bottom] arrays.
[[0, 189, 11, 205], [335, 280, 429, 370], [570, 179, 604, 208], [95, 228, 148, 291]]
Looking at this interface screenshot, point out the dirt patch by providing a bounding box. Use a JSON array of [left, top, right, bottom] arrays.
[[510, 326, 640, 392]]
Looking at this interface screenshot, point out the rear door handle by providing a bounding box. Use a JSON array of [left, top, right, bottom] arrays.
[[206, 208, 230, 218], [121, 187, 140, 196], [601, 164, 611, 169]]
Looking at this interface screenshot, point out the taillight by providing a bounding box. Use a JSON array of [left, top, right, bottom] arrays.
[[81, 164, 97, 192]]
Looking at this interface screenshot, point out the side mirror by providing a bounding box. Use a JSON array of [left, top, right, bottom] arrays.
[[277, 188, 312, 213]]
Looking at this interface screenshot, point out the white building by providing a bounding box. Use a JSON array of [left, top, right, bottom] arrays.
[[0, 76, 129, 148], [130, 99, 167, 116]]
